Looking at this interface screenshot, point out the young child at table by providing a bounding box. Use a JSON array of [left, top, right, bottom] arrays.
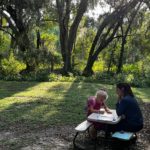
[[86, 89, 112, 139]]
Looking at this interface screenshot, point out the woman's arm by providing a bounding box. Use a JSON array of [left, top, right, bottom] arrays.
[[116, 99, 127, 117]]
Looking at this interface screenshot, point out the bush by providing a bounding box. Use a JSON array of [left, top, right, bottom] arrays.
[[1, 53, 25, 80], [21, 72, 37, 81], [125, 74, 134, 83], [36, 70, 51, 81], [123, 64, 139, 74]]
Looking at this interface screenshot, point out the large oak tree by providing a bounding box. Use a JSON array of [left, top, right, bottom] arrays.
[[82, 0, 143, 76]]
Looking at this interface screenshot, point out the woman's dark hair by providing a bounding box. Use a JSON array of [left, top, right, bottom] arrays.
[[116, 83, 134, 97]]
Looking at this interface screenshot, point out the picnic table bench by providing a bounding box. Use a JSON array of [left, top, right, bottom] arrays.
[[73, 120, 92, 148]]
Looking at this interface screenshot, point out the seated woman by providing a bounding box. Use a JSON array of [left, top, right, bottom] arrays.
[[111, 83, 143, 132], [86, 89, 112, 138]]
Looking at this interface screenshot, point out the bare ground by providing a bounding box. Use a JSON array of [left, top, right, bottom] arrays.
[[0, 103, 150, 150]]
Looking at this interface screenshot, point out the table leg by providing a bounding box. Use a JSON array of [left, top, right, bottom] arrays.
[[73, 132, 79, 148], [94, 136, 97, 150]]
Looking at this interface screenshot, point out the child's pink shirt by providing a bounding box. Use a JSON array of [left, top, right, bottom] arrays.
[[87, 96, 104, 116]]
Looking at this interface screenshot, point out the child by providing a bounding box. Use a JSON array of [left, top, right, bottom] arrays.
[[87, 89, 111, 116], [86, 89, 112, 139]]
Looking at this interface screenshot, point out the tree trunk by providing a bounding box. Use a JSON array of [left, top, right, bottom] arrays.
[[36, 30, 41, 49], [107, 48, 115, 74], [2, 5, 37, 73], [117, 31, 125, 74], [116, 2, 141, 74], [20, 61, 36, 75], [83, 21, 121, 76], [56, 0, 88, 74], [51, 57, 54, 72], [82, 57, 95, 76]]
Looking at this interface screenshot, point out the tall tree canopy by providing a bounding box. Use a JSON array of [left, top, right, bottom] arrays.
[[1, 0, 150, 79], [0, 0, 49, 72], [82, 0, 144, 76]]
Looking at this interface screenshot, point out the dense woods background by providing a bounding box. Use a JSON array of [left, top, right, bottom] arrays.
[[0, 0, 150, 87]]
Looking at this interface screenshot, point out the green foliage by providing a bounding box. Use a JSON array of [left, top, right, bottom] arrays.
[[41, 32, 58, 50], [93, 60, 105, 72], [20, 72, 37, 81], [74, 27, 96, 69], [0, 4, 150, 90], [1, 53, 26, 80], [36, 70, 51, 81], [113, 73, 150, 88], [0, 32, 10, 54], [52, 51, 62, 65], [125, 74, 134, 83], [123, 64, 139, 74], [48, 73, 76, 82], [143, 56, 150, 78]]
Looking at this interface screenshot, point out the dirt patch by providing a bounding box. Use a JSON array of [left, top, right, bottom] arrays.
[[0, 103, 149, 150]]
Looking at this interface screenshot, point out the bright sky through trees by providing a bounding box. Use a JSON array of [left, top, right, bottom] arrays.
[[87, 3, 110, 19]]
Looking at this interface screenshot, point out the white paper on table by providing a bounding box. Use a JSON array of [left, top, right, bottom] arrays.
[[88, 113, 116, 122]]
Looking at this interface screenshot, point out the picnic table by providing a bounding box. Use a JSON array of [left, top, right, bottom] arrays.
[[87, 109, 121, 149], [74, 109, 136, 150], [87, 109, 121, 125]]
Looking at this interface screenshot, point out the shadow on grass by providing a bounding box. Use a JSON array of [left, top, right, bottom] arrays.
[[0, 80, 39, 99], [0, 81, 112, 131], [0, 81, 147, 131], [0, 81, 149, 150]]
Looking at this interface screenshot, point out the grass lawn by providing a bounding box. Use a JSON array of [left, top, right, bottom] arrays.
[[0, 80, 150, 131]]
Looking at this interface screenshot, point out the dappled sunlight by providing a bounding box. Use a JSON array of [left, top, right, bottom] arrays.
[[0, 97, 40, 111], [0, 97, 32, 111], [0, 81, 74, 102], [0, 81, 84, 129], [11, 89, 49, 98], [0, 0, 150, 147], [0, 81, 40, 99], [133, 88, 150, 102], [0, 81, 150, 132], [0, 98, 61, 129], [26, 105, 58, 122], [0, 98, 15, 111], [44, 110, 59, 121]]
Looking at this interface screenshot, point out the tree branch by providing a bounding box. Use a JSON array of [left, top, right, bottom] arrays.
[[1, 10, 19, 34], [0, 27, 15, 39]]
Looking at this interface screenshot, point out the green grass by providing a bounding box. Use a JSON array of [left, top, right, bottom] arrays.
[[0, 80, 149, 131]]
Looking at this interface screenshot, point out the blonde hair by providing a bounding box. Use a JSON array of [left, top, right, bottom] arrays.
[[95, 90, 108, 100]]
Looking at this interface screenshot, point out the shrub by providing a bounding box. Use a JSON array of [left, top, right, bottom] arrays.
[[125, 74, 134, 83], [21, 72, 37, 81], [1, 53, 25, 80], [123, 64, 139, 74], [36, 70, 51, 81]]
